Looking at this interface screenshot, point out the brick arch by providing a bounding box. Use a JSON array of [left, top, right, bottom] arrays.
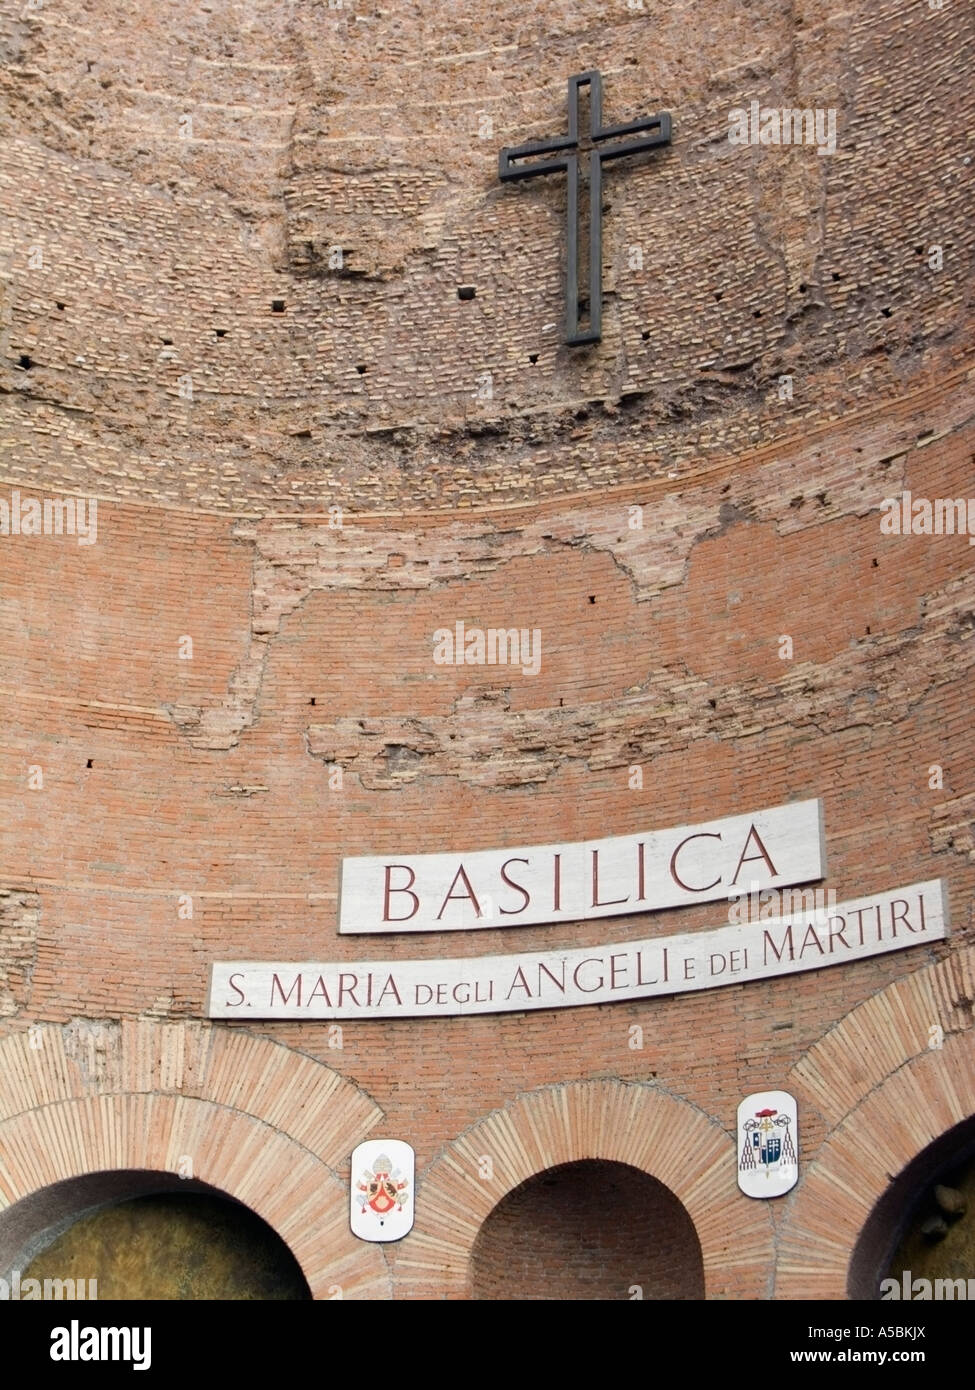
[[777, 948, 975, 1298], [0, 1020, 388, 1299], [397, 1078, 773, 1298]]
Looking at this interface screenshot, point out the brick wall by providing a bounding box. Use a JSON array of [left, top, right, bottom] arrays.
[[470, 1160, 705, 1300], [0, 0, 973, 1299], [1, 0, 971, 511]]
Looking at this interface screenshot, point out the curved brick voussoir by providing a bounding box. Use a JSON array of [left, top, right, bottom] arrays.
[[778, 962, 975, 1299], [397, 1079, 772, 1300], [0, 1022, 387, 1299], [789, 947, 975, 1133]]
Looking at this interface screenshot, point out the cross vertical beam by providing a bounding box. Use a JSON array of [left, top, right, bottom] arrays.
[[499, 71, 672, 346]]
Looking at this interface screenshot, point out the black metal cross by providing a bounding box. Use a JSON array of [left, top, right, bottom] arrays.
[[499, 71, 671, 346]]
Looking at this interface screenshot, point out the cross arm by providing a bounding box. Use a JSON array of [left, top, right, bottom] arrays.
[[596, 113, 672, 161], [498, 137, 574, 181]]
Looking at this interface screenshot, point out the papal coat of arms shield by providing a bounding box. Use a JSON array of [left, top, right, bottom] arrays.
[[350, 1139, 415, 1242], [736, 1090, 798, 1199]]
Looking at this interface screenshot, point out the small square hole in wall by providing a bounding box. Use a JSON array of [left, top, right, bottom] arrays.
[[457, 286, 476, 301], [18, 354, 33, 369], [271, 300, 285, 313], [215, 329, 228, 338]]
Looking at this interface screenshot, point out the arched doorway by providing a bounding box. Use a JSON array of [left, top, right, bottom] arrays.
[[469, 1158, 705, 1300], [397, 1078, 772, 1299], [0, 1022, 390, 1299], [849, 1116, 975, 1299], [1, 1170, 311, 1300]]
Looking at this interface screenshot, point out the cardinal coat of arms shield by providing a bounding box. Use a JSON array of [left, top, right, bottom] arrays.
[[737, 1090, 798, 1198]]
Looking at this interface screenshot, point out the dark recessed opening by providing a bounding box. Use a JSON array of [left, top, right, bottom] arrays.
[[872, 558, 879, 567], [86, 759, 93, 768], [529, 353, 538, 364], [162, 338, 173, 346], [714, 291, 723, 301], [866, 626, 871, 635], [18, 354, 33, 370], [309, 697, 316, 706], [799, 282, 807, 292], [881, 307, 893, 318], [457, 286, 476, 301], [708, 699, 717, 709], [832, 272, 841, 281], [753, 310, 762, 318], [915, 246, 924, 255], [56, 301, 65, 311], [271, 300, 285, 313], [356, 364, 367, 374], [641, 329, 650, 340], [7, 1174, 311, 1302], [471, 1159, 704, 1301], [215, 329, 228, 338], [849, 1116, 975, 1300], [588, 595, 596, 604]]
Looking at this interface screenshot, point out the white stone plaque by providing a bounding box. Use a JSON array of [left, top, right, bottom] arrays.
[[350, 1139, 415, 1242], [737, 1091, 799, 1199], [338, 798, 826, 933], [208, 877, 947, 1020]]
